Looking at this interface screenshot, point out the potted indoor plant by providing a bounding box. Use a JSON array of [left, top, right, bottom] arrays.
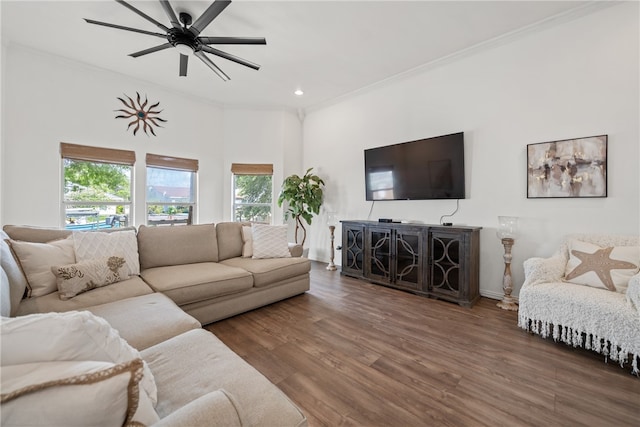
[[277, 168, 325, 246]]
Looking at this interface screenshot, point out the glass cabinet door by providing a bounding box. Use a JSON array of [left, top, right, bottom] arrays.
[[430, 231, 462, 299], [394, 230, 423, 291], [341, 224, 365, 277], [366, 227, 392, 284]]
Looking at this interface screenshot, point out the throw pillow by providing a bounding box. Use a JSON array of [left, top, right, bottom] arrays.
[[1, 231, 28, 314], [564, 240, 640, 293], [73, 229, 140, 275], [0, 310, 157, 407], [251, 224, 291, 259], [0, 359, 159, 426], [52, 256, 130, 300], [242, 226, 253, 258], [7, 236, 75, 298]]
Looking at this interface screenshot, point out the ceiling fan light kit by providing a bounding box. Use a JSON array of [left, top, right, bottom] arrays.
[[86, 0, 266, 81], [174, 43, 194, 56]]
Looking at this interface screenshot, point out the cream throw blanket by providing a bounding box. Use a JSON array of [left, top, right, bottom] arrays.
[[518, 234, 640, 375]]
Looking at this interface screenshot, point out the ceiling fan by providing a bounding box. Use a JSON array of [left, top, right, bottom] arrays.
[[85, 0, 266, 81]]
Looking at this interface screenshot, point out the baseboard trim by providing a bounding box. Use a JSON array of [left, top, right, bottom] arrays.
[[480, 290, 519, 303]]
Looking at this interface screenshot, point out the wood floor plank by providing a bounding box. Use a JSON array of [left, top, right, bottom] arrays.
[[206, 262, 640, 426]]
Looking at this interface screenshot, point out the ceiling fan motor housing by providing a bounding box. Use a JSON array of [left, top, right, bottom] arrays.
[[168, 28, 199, 52]]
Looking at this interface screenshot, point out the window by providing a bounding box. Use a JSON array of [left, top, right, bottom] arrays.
[[231, 163, 273, 224], [61, 143, 134, 230], [146, 153, 198, 226]]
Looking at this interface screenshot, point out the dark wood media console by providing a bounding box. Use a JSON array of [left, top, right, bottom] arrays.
[[340, 220, 482, 307]]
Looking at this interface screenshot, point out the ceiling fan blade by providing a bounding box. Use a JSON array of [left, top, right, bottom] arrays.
[[198, 36, 266, 45], [115, 0, 169, 32], [179, 54, 188, 76], [190, 0, 231, 36], [129, 43, 173, 58], [200, 45, 260, 70], [159, 0, 181, 29], [84, 19, 166, 38], [194, 51, 230, 81]]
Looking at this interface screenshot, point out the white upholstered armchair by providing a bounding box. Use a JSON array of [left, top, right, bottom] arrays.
[[518, 234, 640, 375]]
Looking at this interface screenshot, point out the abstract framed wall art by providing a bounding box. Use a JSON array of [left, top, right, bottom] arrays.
[[527, 135, 607, 198]]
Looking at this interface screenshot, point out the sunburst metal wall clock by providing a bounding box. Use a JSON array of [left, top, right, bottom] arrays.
[[115, 92, 167, 136]]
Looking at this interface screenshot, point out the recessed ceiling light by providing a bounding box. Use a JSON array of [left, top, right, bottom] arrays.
[[294, 89, 304, 96]]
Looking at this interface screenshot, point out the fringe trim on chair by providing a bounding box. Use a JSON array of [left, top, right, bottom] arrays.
[[518, 315, 639, 376]]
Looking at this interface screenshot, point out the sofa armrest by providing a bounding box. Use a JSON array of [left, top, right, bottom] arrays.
[[288, 243, 304, 258], [626, 272, 640, 312], [153, 389, 246, 427], [522, 253, 567, 287]]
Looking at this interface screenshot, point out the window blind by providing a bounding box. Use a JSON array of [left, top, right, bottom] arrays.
[[230, 163, 273, 175], [60, 142, 135, 165], [146, 153, 199, 171]]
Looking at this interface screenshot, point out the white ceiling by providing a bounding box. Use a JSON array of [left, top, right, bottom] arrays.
[[2, 1, 594, 111]]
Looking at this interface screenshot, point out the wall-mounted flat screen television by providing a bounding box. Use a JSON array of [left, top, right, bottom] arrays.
[[364, 132, 465, 201]]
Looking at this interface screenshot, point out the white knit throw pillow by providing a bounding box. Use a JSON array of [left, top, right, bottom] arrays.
[[73, 230, 140, 275], [251, 224, 291, 259]]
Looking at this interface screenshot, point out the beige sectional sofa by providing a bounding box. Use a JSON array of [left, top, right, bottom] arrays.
[[0, 222, 310, 426], [137, 222, 310, 324]]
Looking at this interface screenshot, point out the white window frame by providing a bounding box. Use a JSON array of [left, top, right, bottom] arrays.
[[60, 143, 134, 229], [146, 154, 198, 226], [231, 163, 274, 224]]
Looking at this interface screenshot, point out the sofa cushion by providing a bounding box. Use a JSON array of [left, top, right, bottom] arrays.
[[52, 256, 130, 300], [220, 256, 311, 288], [180, 275, 310, 324], [0, 359, 159, 427], [2, 225, 136, 243], [2, 225, 71, 243], [87, 293, 201, 350], [141, 263, 253, 306], [215, 222, 246, 261], [288, 242, 304, 258], [8, 236, 76, 298], [242, 225, 253, 257], [73, 229, 140, 275], [154, 389, 246, 427], [14, 276, 153, 316], [1, 231, 28, 316], [141, 329, 307, 426], [137, 224, 218, 268]]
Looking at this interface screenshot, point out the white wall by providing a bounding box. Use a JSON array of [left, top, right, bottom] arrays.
[[0, 41, 6, 227], [1, 45, 227, 227], [303, 3, 640, 299], [221, 108, 302, 232], [0, 46, 305, 228]]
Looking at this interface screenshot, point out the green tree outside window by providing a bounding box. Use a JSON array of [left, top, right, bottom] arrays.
[[234, 175, 272, 223]]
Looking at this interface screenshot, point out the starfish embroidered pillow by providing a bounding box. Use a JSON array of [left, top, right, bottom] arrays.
[[564, 240, 640, 293]]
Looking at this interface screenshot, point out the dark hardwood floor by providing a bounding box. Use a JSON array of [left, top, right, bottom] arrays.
[[206, 262, 640, 427]]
